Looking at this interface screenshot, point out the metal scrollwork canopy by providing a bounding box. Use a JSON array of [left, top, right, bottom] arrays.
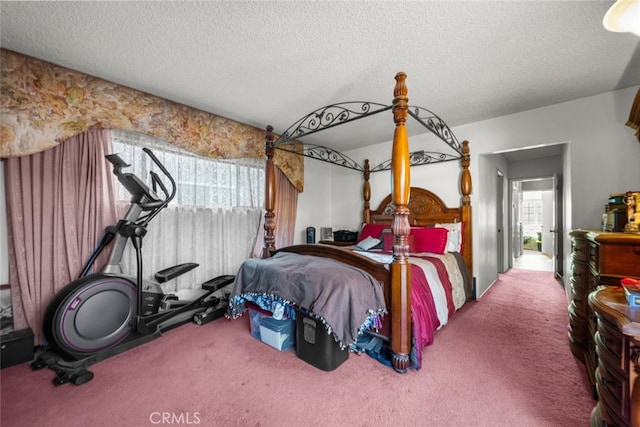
[[273, 102, 391, 146], [272, 101, 462, 173], [371, 150, 461, 172], [275, 142, 364, 171], [408, 106, 461, 154]]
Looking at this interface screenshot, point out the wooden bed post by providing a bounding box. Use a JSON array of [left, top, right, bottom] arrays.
[[460, 140, 473, 278], [390, 72, 412, 373], [363, 159, 371, 224], [263, 125, 276, 258]]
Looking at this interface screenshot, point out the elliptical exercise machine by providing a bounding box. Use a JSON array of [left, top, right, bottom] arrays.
[[31, 148, 234, 386]]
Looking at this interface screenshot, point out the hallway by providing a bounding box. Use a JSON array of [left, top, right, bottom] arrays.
[[513, 249, 554, 272]]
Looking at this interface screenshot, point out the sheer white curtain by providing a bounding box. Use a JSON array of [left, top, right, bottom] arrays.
[[111, 131, 263, 293], [117, 204, 261, 292]]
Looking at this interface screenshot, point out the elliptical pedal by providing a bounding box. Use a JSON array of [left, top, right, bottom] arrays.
[[192, 274, 235, 326], [193, 303, 227, 325], [201, 275, 235, 292]]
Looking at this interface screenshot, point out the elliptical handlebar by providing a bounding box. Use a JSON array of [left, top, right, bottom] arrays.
[[142, 147, 176, 208], [105, 148, 176, 224], [134, 148, 176, 228], [80, 148, 177, 278]]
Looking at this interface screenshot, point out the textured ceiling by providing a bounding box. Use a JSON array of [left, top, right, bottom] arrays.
[[1, 1, 639, 153]]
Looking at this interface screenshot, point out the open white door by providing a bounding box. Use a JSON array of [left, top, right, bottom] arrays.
[[542, 190, 554, 255]]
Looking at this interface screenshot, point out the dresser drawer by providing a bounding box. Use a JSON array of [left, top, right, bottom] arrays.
[[598, 319, 624, 357], [588, 241, 599, 271], [598, 241, 640, 278], [598, 405, 626, 427], [571, 236, 588, 261], [583, 240, 640, 427], [568, 303, 588, 347], [595, 330, 628, 375], [568, 301, 587, 325], [595, 366, 625, 421], [570, 261, 589, 288]]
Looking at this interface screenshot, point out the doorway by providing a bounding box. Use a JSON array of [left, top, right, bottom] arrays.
[[513, 248, 554, 271], [511, 178, 556, 272]]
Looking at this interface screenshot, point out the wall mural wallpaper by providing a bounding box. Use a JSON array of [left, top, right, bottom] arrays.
[[0, 49, 303, 191]]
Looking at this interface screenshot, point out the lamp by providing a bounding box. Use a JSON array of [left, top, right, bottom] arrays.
[[603, 0, 640, 36]]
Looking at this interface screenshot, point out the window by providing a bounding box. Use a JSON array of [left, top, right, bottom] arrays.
[[111, 131, 264, 209], [522, 191, 543, 239], [109, 130, 264, 293]]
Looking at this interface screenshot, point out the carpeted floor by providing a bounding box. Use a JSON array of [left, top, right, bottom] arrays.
[[0, 268, 594, 426]]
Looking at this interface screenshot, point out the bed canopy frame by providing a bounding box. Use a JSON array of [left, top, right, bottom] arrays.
[[262, 72, 472, 372]]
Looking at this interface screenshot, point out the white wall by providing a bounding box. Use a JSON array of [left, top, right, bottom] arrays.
[[293, 86, 640, 298], [293, 159, 338, 244], [509, 155, 563, 182], [462, 87, 640, 296], [474, 153, 507, 293]]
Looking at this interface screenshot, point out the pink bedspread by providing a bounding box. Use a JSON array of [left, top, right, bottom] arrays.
[[410, 264, 439, 368], [410, 255, 458, 369]]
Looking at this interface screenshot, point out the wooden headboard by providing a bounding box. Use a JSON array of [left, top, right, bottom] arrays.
[[358, 137, 473, 276], [369, 187, 464, 226], [363, 185, 473, 278]]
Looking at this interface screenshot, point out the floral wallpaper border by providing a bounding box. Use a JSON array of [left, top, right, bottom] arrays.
[[0, 49, 303, 191]]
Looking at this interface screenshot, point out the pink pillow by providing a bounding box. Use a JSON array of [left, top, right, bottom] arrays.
[[410, 227, 449, 254], [358, 223, 386, 243]]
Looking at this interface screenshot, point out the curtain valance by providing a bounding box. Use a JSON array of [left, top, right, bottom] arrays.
[[0, 49, 303, 191]]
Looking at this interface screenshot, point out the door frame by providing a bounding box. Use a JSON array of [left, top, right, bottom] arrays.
[[497, 169, 505, 273], [509, 176, 558, 272]]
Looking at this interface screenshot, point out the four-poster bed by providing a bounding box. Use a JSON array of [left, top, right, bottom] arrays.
[[228, 72, 473, 373]]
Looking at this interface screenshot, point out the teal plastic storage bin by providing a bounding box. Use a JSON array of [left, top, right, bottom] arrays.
[[259, 316, 295, 351]]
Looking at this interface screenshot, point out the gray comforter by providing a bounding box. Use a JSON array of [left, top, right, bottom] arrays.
[[227, 251, 387, 348]]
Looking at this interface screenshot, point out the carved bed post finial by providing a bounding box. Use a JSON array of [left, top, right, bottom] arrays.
[[363, 159, 371, 224], [392, 72, 410, 208], [460, 140, 472, 206], [263, 125, 276, 258], [390, 72, 411, 373]]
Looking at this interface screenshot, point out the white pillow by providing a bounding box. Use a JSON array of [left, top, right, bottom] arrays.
[[436, 222, 462, 252], [356, 236, 381, 251]]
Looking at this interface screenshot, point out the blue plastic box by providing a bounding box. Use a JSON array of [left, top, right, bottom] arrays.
[[259, 316, 295, 351], [624, 287, 640, 308], [247, 304, 295, 351]]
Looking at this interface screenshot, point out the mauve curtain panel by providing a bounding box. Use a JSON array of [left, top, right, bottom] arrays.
[[252, 166, 298, 258], [4, 128, 116, 344]]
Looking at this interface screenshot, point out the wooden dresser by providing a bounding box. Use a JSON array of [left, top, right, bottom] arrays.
[[568, 230, 640, 396], [588, 286, 640, 427]]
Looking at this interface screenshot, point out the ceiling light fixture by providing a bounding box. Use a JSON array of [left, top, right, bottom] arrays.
[[603, 0, 640, 36]]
